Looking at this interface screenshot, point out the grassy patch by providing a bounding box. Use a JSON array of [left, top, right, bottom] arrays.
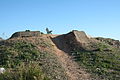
[[0, 40, 50, 80], [72, 49, 120, 79], [0, 39, 67, 80]]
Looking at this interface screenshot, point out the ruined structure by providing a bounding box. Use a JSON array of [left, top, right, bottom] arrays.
[[10, 30, 41, 38], [52, 30, 94, 52], [64, 30, 97, 51]]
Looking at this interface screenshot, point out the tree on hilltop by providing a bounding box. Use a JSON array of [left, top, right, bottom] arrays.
[[46, 28, 52, 34]]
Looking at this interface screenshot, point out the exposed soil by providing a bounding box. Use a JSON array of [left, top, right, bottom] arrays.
[[49, 34, 92, 80]]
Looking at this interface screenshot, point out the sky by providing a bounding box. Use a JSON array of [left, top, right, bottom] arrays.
[[0, 0, 120, 40]]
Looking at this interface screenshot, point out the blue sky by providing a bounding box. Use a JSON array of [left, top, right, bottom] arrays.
[[0, 0, 120, 40]]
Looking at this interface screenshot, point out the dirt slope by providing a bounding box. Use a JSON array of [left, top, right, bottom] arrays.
[[49, 34, 92, 80]]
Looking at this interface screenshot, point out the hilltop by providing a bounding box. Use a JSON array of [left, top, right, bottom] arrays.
[[0, 30, 120, 80]]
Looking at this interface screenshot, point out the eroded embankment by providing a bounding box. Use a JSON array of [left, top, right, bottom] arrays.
[[50, 34, 92, 80]]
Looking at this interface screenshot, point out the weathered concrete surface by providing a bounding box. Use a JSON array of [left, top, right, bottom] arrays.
[[10, 30, 41, 38], [72, 30, 90, 43], [64, 30, 97, 51]]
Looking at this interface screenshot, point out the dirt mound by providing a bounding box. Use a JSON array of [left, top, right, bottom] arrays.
[[7, 31, 97, 80], [2, 30, 120, 80]]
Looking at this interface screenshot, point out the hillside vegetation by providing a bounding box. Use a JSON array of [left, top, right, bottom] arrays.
[[0, 37, 68, 80], [0, 39, 49, 80], [71, 44, 120, 79], [0, 30, 120, 80]]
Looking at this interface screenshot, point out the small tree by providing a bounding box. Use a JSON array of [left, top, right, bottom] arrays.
[[46, 28, 52, 34]]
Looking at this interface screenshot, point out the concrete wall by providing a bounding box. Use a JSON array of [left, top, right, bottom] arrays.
[[10, 31, 41, 38], [64, 30, 91, 51]]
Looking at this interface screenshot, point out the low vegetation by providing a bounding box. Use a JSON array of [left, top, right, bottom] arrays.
[[0, 40, 50, 80], [0, 31, 120, 80], [71, 43, 120, 79], [0, 38, 67, 80]]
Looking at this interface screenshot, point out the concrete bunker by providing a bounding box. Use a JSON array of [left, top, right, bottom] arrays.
[[10, 30, 41, 38]]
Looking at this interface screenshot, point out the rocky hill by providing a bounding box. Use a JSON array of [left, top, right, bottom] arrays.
[[0, 30, 120, 80]]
